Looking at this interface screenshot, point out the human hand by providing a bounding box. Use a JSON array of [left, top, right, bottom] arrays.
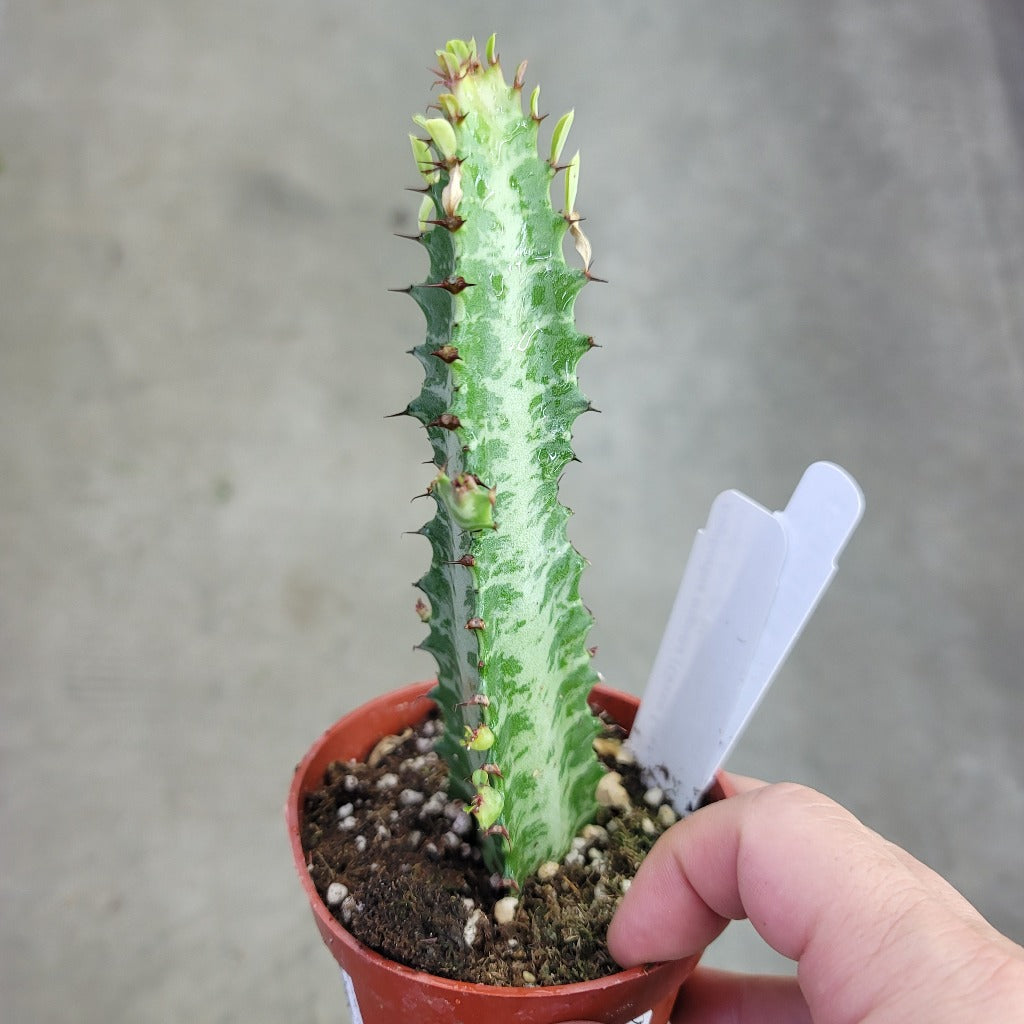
[[566, 774, 1024, 1023]]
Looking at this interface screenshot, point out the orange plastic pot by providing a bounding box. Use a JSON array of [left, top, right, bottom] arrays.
[[287, 681, 726, 1024]]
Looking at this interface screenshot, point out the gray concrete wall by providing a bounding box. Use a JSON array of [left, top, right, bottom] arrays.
[[2, 3, 1022, 1020]]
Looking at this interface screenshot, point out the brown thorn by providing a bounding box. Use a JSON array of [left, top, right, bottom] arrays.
[[426, 413, 461, 431], [387, 286, 413, 294], [431, 345, 460, 364], [428, 156, 463, 172], [422, 276, 475, 295], [393, 232, 424, 242], [384, 407, 413, 419], [426, 215, 465, 233], [483, 825, 510, 843], [584, 270, 608, 284]]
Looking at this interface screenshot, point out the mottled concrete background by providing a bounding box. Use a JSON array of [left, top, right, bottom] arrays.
[[2, 3, 1022, 1020]]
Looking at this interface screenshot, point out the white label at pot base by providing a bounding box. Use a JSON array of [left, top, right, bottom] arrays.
[[629, 1013, 653, 1024], [341, 969, 364, 1024]]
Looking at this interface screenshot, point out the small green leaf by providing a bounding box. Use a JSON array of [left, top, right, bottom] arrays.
[[468, 786, 504, 829], [549, 109, 574, 166], [417, 195, 435, 233], [485, 33, 497, 66], [409, 134, 439, 183], [436, 49, 460, 79], [464, 724, 496, 751], [431, 471, 495, 530], [530, 85, 541, 121], [446, 38, 472, 63], [413, 115, 458, 161], [437, 93, 461, 122], [564, 151, 580, 214]]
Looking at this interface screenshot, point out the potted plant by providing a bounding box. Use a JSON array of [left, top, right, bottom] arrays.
[[286, 35, 721, 1024]]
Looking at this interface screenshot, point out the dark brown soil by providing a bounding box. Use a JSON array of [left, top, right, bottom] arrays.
[[300, 708, 681, 987]]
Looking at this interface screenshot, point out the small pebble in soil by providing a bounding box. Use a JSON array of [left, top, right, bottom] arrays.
[[494, 896, 518, 925], [592, 737, 621, 759], [367, 730, 411, 767], [658, 804, 678, 828], [337, 815, 357, 831], [340, 895, 360, 924], [522, 970, 537, 985], [537, 860, 559, 881], [450, 810, 473, 836], [337, 802, 354, 818], [376, 772, 399, 790], [399, 788, 424, 806], [463, 908, 487, 949], [615, 745, 636, 766], [643, 786, 664, 808], [641, 817, 657, 836], [326, 882, 348, 906], [420, 792, 446, 818], [595, 771, 631, 810]]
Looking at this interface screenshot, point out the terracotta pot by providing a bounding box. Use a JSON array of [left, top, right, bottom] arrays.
[[286, 681, 724, 1024]]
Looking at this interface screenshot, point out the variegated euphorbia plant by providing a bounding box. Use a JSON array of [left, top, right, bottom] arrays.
[[401, 35, 604, 886]]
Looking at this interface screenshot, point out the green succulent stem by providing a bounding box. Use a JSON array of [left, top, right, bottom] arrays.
[[403, 36, 603, 884]]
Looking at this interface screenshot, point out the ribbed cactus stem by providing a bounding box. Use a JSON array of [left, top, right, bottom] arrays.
[[404, 36, 603, 884]]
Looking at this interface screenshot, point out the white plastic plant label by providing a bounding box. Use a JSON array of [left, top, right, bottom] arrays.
[[628, 1012, 653, 1024], [629, 461, 864, 812], [341, 969, 364, 1024]]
